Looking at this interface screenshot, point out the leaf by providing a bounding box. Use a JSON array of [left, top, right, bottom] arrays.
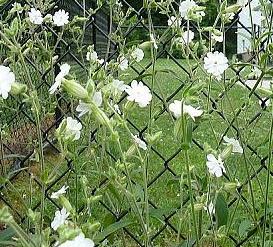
[[215, 193, 229, 228], [149, 208, 174, 222], [238, 219, 252, 238], [94, 218, 134, 242], [0, 227, 15, 242]]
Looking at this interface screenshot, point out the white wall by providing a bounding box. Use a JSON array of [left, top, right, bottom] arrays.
[[237, 0, 262, 54]]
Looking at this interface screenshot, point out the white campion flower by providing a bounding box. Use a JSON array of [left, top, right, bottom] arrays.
[[65, 117, 82, 141], [203, 201, 215, 215], [167, 16, 182, 27], [49, 63, 70, 94], [180, 30, 195, 44], [132, 135, 147, 150], [131, 48, 145, 62], [179, 0, 197, 18], [212, 32, 223, 43], [28, 8, 43, 25], [112, 79, 128, 93], [204, 51, 228, 80], [51, 185, 69, 199], [118, 56, 129, 71], [169, 100, 203, 121], [86, 51, 104, 64], [179, 0, 204, 19], [0, 65, 15, 99], [125, 80, 152, 108], [86, 51, 98, 61], [223, 136, 243, 154], [76, 91, 102, 117], [58, 233, 94, 247], [206, 154, 226, 177], [53, 9, 69, 26], [51, 207, 69, 230]]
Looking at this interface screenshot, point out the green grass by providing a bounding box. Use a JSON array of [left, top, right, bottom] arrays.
[[1, 58, 273, 246]]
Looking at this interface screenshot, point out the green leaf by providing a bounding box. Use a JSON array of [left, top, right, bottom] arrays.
[[215, 193, 229, 228], [0, 0, 8, 6], [238, 219, 252, 238], [0, 227, 15, 242], [94, 218, 134, 242]]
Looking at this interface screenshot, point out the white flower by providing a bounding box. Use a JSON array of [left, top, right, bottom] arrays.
[[206, 154, 226, 177], [125, 80, 152, 108], [204, 202, 215, 215], [179, 30, 195, 44], [28, 8, 43, 25], [58, 233, 94, 247], [119, 56, 129, 71], [113, 104, 121, 115], [132, 135, 147, 150], [51, 185, 69, 199], [76, 91, 102, 117], [86, 51, 104, 64], [169, 100, 203, 120], [223, 136, 243, 154], [53, 9, 69, 26], [112, 79, 128, 92], [65, 117, 82, 141], [204, 51, 228, 80], [167, 16, 182, 27], [179, 0, 197, 19], [49, 63, 70, 94], [150, 34, 158, 50], [0, 65, 15, 99], [86, 51, 98, 61], [51, 207, 69, 230], [131, 48, 145, 62], [212, 32, 223, 43]]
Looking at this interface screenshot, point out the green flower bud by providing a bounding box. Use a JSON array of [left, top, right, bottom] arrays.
[[0, 207, 13, 223], [224, 182, 238, 191], [220, 144, 233, 160], [62, 79, 89, 100], [146, 131, 162, 144], [194, 203, 204, 211], [11, 82, 27, 95], [59, 196, 73, 213]]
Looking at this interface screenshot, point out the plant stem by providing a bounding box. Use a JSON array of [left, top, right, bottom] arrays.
[[185, 150, 199, 246]]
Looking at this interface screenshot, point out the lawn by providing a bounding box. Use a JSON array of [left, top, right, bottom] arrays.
[[1, 58, 272, 246]]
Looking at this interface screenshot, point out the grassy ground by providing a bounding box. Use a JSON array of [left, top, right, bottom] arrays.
[[1, 58, 272, 246]]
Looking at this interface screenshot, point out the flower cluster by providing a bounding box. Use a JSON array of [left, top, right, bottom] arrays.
[[28, 8, 69, 26]]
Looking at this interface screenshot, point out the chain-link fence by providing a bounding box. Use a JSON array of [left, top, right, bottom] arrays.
[[0, 0, 272, 246]]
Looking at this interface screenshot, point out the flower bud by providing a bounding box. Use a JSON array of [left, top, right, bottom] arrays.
[[220, 144, 233, 160], [194, 203, 204, 211], [62, 79, 89, 100], [0, 207, 13, 223], [224, 4, 241, 14], [86, 79, 95, 95], [224, 182, 238, 191], [11, 82, 27, 95], [125, 145, 136, 158], [59, 196, 73, 213], [90, 195, 102, 203], [146, 131, 162, 144]]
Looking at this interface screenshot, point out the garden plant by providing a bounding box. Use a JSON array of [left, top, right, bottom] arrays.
[[1, 0, 273, 246]]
